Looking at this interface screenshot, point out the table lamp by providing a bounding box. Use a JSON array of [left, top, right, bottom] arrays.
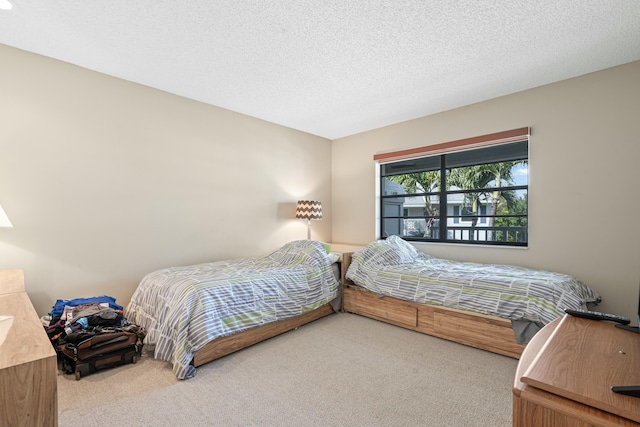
[[295, 200, 322, 239]]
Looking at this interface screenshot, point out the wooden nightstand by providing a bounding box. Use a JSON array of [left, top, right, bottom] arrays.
[[327, 243, 364, 311]]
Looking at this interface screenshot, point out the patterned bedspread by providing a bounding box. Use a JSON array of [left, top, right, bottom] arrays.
[[346, 236, 600, 329], [125, 240, 339, 379]]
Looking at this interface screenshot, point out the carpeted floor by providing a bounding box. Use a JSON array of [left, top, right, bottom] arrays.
[[57, 312, 517, 426]]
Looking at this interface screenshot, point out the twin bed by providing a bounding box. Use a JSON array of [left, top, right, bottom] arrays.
[[125, 237, 601, 379], [342, 236, 600, 358], [125, 240, 340, 379]]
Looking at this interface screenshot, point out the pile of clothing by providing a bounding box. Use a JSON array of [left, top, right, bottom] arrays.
[[43, 295, 146, 379]]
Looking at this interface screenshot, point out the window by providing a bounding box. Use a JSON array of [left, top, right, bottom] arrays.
[[376, 128, 529, 246], [453, 206, 485, 224]]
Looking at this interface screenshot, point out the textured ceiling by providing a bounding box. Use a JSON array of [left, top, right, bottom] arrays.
[[1, 1, 640, 139]]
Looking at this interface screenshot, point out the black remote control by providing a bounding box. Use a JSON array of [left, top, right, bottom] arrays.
[[564, 308, 630, 325], [611, 385, 640, 397]]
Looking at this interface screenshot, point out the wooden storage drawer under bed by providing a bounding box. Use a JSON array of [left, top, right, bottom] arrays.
[[342, 284, 417, 328], [343, 283, 525, 359]]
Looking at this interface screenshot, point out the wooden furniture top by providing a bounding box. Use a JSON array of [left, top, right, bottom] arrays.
[[513, 316, 560, 394], [0, 269, 57, 370], [0, 269, 26, 295], [329, 243, 364, 254], [520, 314, 640, 423]]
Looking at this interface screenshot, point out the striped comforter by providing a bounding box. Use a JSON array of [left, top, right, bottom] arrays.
[[346, 236, 600, 328], [125, 240, 338, 379]]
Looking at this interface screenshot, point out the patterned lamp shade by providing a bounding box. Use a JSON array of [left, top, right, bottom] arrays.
[[295, 200, 322, 221], [296, 200, 322, 239]]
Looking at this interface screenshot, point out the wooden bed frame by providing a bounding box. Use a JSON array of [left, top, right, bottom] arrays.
[[339, 252, 526, 359], [192, 302, 335, 367]]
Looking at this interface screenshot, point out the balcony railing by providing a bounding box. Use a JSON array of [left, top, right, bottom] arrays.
[[403, 224, 527, 244], [445, 226, 527, 243]]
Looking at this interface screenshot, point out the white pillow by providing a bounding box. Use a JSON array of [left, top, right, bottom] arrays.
[[382, 235, 420, 262], [327, 253, 340, 264]]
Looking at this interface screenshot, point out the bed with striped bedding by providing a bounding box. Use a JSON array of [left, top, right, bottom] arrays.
[[345, 236, 601, 342], [125, 240, 339, 379]]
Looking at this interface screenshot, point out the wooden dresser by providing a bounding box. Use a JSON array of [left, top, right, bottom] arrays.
[[0, 270, 57, 427], [513, 314, 640, 426]]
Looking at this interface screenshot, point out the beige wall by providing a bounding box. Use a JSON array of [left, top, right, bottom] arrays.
[[0, 44, 333, 316], [2, 41, 639, 323], [332, 60, 640, 321]]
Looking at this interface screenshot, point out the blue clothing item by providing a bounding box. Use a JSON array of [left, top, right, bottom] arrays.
[[49, 296, 123, 317], [76, 317, 89, 329]]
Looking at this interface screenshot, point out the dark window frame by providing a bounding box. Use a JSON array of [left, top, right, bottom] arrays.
[[377, 129, 529, 247]]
